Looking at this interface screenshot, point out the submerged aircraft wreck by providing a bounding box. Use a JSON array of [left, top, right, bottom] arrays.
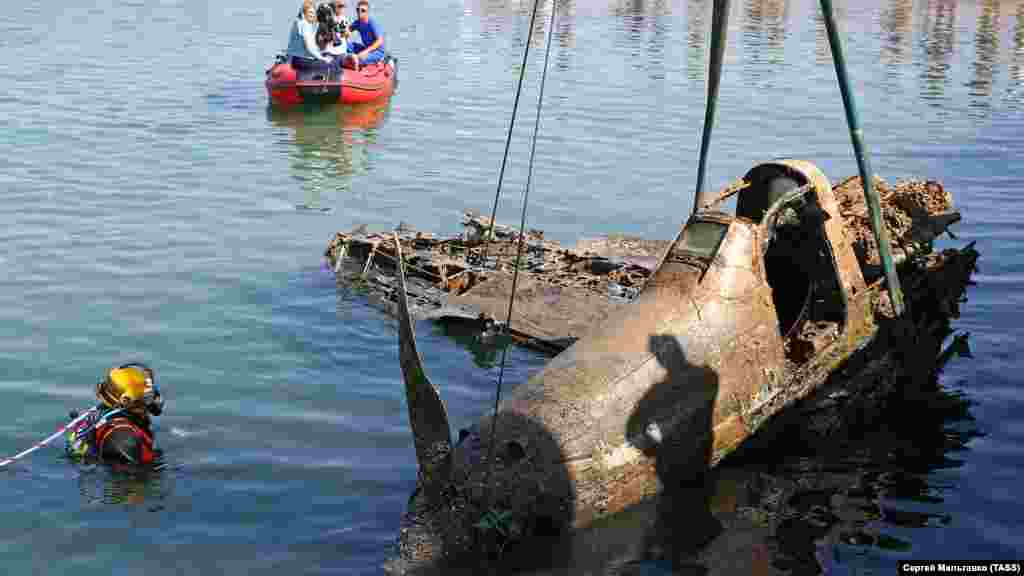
[[367, 161, 977, 573], [323, 0, 981, 572]]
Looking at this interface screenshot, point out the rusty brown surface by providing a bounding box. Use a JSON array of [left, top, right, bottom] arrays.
[[572, 234, 671, 265], [326, 172, 956, 353], [326, 215, 666, 351], [788, 160, 869, 299], [834, 175, 958, 277], [557, 240, 978, 532], [367, 161, 975, 575], [446, 273, 625, 342]]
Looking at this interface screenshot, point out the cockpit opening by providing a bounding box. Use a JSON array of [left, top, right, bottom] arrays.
[[741, 165, 847, 362]]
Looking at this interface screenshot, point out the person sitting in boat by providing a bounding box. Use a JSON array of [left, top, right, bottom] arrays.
[[286, 0, 343, 71], [347, 0, 387, 68], [318, 1, 359, 67], [329, 0, 351, 51], [65, 363, 164, 467]]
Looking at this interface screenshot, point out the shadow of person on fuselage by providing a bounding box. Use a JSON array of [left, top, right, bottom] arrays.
[[625, 334, 723, 571]]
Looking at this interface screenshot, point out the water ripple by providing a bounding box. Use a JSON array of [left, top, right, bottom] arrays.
[[0, 0, 1021, 573]]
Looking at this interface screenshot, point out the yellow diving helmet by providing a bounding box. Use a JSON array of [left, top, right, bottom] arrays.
[[96, 362, 163, 416]]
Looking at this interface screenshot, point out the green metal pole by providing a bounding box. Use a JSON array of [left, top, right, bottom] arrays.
[[692, 0, 732, 214], [819, 0, 904, 316]]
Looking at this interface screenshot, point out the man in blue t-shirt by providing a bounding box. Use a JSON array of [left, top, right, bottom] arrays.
[[348, 0, 386, 67]]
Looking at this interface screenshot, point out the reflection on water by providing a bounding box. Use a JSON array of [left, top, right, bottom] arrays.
[[432, 318, 506, 368], [473, 0, 521, 20], [743, 0, 790, 86], [812, 0, 847, 65], [555, 0, 575, 73], [440, 0, 1021, 128], [789, 384, 982, 574], [77, 464, 172, 509], [617, 0, 646, 41], [969, 0, 1003, 117], [687, 0, 707, 81], [1010, 1, 1024, 109], [461, 0, 1022, 117], [530, 0, 551, 47], [461, 0, 1024, 117], [266, 100, 391, 210], [649, 0, 671, 81], [611, 0, 673, 78], [880, 0, 914, 69], [714, 345, 980, 575], [919, 0, 958, 107]]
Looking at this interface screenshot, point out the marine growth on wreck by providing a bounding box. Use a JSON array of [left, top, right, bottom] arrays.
[[326, 162, 978, 574]]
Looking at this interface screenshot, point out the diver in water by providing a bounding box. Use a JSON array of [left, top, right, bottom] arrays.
[[65, 363, 164, 467]]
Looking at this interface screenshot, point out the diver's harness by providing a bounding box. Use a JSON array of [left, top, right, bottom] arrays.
[[65, 406, 156, 463], [64, 406, 127, 460]]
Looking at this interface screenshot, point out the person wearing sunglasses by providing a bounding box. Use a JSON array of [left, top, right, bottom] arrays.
[[347, 0, 386, 68], [331, 1, 351, 48]]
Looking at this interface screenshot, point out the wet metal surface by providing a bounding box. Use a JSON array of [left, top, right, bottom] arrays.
[[387, 161, 978, 573]]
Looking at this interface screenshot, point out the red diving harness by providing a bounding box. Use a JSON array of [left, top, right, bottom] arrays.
[[94, 414, 156, 465]]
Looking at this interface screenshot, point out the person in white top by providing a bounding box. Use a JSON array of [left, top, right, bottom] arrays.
[[285, 0, 342, 70]]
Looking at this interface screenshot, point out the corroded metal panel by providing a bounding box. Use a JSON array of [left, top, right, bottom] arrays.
[[394, 235, 453, 495], [771, 159, 867, 300], [388, 161, 970, 574]]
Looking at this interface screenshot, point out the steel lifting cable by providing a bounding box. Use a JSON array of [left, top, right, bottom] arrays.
[[483, 0, 559, 504], [480, 0, 546, 263]]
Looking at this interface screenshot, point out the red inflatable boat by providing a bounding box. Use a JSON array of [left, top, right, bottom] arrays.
[[266, 55, 397, 107]]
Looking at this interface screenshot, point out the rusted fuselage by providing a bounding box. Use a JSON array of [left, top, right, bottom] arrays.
[[388, 160, 961, 573]]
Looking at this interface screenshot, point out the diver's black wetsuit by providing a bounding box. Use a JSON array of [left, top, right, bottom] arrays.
[[95, 410, 157, 466]]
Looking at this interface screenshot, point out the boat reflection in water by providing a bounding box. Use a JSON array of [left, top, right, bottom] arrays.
[[266, 99, 392, 212]]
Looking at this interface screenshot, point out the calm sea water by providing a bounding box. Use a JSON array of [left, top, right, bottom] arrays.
[[0, 0, 1021, 573]]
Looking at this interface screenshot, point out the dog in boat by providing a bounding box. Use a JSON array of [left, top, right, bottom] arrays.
[[315, 4, 336, 51], [315, 3, 360, 70]]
